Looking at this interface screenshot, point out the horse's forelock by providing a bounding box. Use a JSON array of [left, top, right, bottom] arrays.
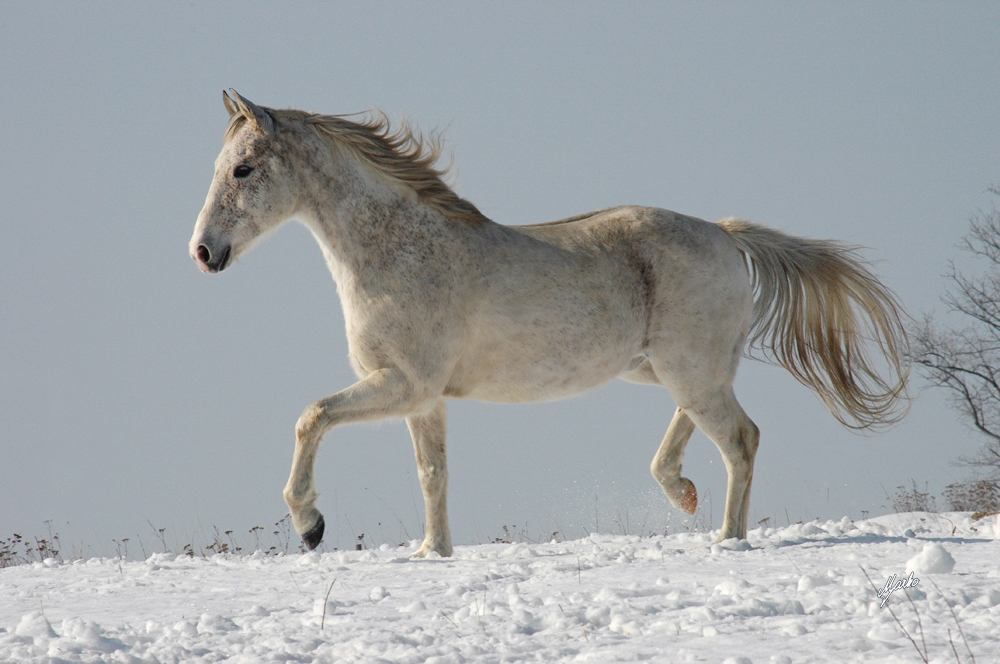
[[223, 113, 251, 144]]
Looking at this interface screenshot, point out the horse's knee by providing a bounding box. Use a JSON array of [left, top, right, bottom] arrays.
[[417, 461, 448, 491], [295, 401, 328, 441]]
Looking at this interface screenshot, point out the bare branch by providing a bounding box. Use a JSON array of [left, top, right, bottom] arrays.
[[911, 185, 1000, 479]]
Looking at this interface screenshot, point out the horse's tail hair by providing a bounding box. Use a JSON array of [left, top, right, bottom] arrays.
[[716, 217, 910, 429]]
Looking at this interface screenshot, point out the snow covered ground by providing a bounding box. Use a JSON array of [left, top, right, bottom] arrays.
[[2, 512, 998, 663]]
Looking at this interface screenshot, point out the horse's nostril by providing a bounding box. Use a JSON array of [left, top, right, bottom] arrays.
[[196, 244, 211, 264]]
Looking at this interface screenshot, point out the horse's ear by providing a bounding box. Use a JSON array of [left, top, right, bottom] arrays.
[[223, 89, 240, 118], [228, 88, 275, 135]]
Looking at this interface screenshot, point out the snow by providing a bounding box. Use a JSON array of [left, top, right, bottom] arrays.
[[906, 542, 957, 575], [2, 512, 999, 663]]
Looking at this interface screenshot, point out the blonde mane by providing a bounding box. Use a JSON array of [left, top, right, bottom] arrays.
[[226, 108, 488, 224]]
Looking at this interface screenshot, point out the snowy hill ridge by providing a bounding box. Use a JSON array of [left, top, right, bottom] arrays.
[[2, 513, 998, 663]]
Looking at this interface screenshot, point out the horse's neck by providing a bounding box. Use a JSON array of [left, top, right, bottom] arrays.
[[297, 164, 456, 288]]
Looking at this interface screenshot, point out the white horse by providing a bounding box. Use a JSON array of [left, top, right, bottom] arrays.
[[190, 90, 908, 556]]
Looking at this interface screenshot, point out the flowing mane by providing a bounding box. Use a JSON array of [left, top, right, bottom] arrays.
[[225, 108, 488, 224]]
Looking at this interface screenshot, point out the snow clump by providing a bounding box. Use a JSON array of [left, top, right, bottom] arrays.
[[905, 542, 956, 575]]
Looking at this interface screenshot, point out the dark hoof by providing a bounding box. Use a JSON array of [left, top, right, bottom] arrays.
[[302, 515, 325, 550]]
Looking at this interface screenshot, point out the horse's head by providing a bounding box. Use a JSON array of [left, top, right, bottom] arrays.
[[190, 90, 299, 273]]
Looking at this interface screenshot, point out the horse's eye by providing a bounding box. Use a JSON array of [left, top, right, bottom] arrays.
[[233, 165, 254, 178]]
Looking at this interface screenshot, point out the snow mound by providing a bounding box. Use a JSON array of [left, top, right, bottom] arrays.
[[797, 573, 832, 592], [906, 542, 956, 575], [14, 612, 56, 644]]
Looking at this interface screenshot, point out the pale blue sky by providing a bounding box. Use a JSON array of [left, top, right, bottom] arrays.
[[2, 2, 999, 554]]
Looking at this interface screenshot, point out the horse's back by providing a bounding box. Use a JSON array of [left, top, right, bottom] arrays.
[[516, 205, 738, 265], [513, 205, 750, 319]]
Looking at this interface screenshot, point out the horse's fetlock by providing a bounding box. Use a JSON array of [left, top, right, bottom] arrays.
[[412, 533, 453, 558], [283, 486, 316, 511]]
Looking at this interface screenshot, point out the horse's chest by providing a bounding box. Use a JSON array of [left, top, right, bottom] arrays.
[[340, 289, 456, 376]]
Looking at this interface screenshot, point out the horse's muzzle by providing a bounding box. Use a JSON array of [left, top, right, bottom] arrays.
[[193, 243, 231, 273]]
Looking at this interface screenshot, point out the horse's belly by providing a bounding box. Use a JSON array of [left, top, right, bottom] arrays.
[[445, 327, 639, 403], [449, 361, 625, 403]]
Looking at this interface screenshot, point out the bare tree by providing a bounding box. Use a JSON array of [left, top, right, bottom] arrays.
[[912, 185, 1000, 481]]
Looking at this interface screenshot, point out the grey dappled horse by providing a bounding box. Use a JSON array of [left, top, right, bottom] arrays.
[[190, 90, 908, 556]]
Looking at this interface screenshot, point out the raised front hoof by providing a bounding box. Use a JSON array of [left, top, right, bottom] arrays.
[[302, 514, 325, 550]]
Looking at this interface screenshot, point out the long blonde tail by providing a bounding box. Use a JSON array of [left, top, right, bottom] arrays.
[[717, 218, 909, 429]]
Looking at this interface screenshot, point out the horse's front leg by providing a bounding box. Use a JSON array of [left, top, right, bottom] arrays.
[[283, 368, 427, 550], [406, 399, 452, 557]]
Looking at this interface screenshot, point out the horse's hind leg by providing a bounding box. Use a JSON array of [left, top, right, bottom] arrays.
[[650, 408, 699, 515], [406, 399, 452, 557], [683, 388, 760, 541], [621, 359, 699, 516]]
